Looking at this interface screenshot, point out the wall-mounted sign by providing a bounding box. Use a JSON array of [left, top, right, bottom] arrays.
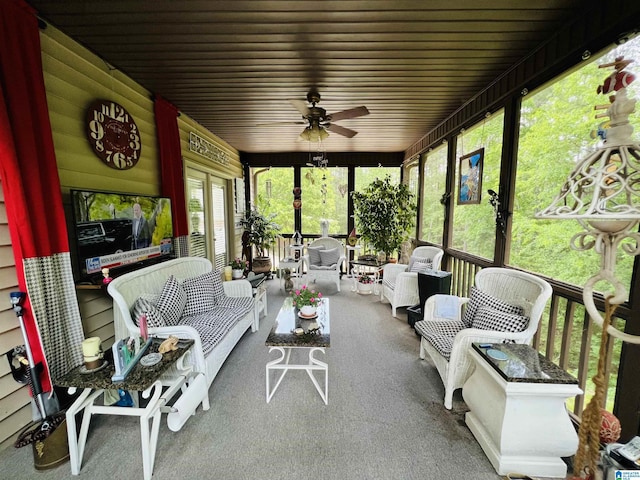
[[189, 132, 230, 165]]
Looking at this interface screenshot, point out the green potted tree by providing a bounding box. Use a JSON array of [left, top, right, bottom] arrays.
[[351, 175, 416, 261], [240, 206, 281, 274]]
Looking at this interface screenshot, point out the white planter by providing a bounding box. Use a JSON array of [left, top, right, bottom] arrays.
[[300, 305, 317, 317], [232, 269, 244, 279], [358, 282, 373, 294]]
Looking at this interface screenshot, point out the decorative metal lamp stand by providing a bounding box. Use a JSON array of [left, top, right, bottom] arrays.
[[536, 56, 640, 479]]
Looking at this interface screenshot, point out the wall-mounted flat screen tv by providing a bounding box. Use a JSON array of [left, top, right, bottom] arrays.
[[70, 189, 174, 282]]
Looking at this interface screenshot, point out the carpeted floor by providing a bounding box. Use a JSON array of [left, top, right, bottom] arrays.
[[0, 277, 505, 480]]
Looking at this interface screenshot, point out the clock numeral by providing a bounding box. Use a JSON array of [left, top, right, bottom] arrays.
[[94, 140, 104, 152], [129, 131, 141, 150], [88, 120, 104, 140], [92, 110, 104, 122], [105, 150, 128, 169], [100, 102, 129, 123]]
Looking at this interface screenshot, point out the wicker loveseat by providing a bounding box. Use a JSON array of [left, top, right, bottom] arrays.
[[108, 257, 258, 397]]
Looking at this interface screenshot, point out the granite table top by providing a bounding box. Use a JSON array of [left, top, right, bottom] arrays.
[[55, 338, 194, 391], [472, 342, 578, 385]]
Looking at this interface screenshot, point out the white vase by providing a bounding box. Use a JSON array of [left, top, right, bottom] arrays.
[[232, 269, 244, 279], [358, 282, 373, 294], [300, 305, 317, 317]]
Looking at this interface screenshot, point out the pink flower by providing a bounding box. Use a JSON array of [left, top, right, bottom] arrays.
[[310, 297, 316, 303], [295, 289, 300, 296], [318, 292, 323, 298]]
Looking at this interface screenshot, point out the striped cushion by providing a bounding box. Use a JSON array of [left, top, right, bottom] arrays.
[[182, 271, 220, 317], [472, 305, 529, 333], [408, 255, 432, 272], [131, 297, 165, 328], [410, 260, 433, 273], [319, 247, 341, 267], [415, 319, 466, 360], [462, 286, 524, 328], [307, 245, 325, 266], [155, 275, 187, 326]]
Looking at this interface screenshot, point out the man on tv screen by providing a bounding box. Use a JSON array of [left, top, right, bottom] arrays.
[[131, 202, 151, 249]]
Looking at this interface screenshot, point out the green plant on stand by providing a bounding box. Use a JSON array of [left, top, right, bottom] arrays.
[[240, 206, 281, 274], [351, 175, 416, 261]]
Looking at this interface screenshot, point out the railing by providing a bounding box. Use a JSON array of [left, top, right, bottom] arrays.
[[449, 252, 626, 416]]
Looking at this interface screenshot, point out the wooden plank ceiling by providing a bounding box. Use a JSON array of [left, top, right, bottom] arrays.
[[27, 0, 586, 154]]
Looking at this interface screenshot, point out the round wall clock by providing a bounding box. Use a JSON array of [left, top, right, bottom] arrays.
[[86, 99, 141, 170]]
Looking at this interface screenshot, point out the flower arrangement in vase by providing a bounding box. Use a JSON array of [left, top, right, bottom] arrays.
[[291, 284, 323, 316], [229, 257, 248, 279]]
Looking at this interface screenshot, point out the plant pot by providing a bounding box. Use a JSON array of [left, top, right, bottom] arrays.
[[300, 305, 317, 317], [358, 283, 373, 295], [232, 269, 244, 279], [252, 256, 272, 274]]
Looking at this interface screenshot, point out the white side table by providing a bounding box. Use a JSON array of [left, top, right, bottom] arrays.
[[254, 284, 268, 322], [345, 245, 361, 277], [279, 258, 302, 290], [58, 340, 202, 480], [463, 343, 582, 478]]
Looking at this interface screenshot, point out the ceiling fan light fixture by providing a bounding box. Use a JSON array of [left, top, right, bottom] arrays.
[[299, 124, 329, 142]]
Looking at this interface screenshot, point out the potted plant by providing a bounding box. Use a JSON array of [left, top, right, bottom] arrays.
[[229, 257, 248, 279], [240, 206, 281, 274], [351, 175, 416, 261], [291, 284, 323, 317], [357, 273, 375, 294]]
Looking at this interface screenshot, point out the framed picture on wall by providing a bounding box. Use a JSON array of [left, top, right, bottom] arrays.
[[458, 148, 484, 205]]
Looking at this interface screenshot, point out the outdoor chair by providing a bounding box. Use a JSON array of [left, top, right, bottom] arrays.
[[302, 237, 345, 292], [380, 246, 444, 317], [415, 267, 552, 409]]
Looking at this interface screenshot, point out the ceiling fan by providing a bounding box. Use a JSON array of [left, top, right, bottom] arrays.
[[287, 90, 370, 141]]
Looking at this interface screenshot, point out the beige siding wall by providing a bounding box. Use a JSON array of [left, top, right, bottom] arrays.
[[0, 181, 31, 451], [0, 24, 244, 450]]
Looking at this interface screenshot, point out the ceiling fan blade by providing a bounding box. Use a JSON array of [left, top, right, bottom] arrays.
[[327, 106, 369, 122], [256, 120, 306, 127], [325, 123, 358, 138], [289, 99, 310, 116]]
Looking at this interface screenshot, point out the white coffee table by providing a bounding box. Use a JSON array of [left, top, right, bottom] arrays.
[[265, 298, 330, 404]]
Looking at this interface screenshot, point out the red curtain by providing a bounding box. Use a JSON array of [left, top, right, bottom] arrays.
[[154, 96, 188, 237], [0, 0, 71, 392]]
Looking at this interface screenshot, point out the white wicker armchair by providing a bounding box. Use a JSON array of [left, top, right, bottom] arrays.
[[302, 237, 345, 292], [380, 246, 444, 317], [416, 267, 552, 409]]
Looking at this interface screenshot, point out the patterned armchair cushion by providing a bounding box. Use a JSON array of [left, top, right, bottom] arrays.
[[319, 247, 341, 267], [471, 305, 529, 333], [131, 297, 166, 328], [409, 259, 433, 273], [307, 245, 325, 266], [462, 286, 524, 328], [415, 319, 466, 360], [181, 271, 222, 317], [408, 255, 433, 273], [155, 275, 187, 326]]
